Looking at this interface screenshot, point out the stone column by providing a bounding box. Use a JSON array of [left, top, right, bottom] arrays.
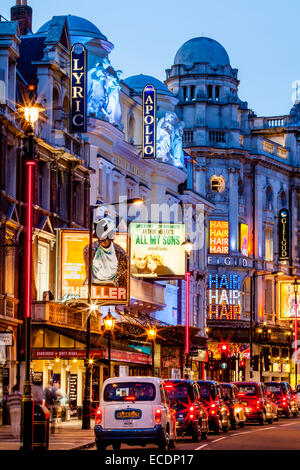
[[228, 167, 239, 253]]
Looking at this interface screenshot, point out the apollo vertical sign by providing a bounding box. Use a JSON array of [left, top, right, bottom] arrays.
[[278, 208, 290, 261], [142, 85, 156, 159], [70, 43, 87, 133]]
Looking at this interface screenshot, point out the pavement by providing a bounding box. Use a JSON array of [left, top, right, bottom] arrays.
[[0, 418, 95, 451]]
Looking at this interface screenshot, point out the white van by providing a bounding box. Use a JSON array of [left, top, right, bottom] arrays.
[[94, 376, 176, 451]]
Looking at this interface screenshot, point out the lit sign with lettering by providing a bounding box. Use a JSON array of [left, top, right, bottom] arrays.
[[70, 43, 87, 133], [142, 85, 156, 159], [207, 274, 241, 320], [239, 223, 249, 257], [209, 221, 229, 254], [278, 209, 290, 261]]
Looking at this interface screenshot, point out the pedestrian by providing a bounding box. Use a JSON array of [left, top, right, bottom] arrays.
[[7, 384, 22, 439], [44, 381, 57, 432]]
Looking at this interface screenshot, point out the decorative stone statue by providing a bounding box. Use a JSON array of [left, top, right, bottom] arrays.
[[156, 112, 185, 168], [87, 57, 122, 124]]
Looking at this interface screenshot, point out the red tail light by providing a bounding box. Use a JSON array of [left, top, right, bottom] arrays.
[[282, 397, 287, 406], [155, 408, 162, 424], [210, 403, 216, 415], [124, 396, 136, 401], [188, 406, 195, 420], [95, 408, 102, 425]]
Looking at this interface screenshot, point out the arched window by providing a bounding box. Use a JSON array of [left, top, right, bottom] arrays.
[[62, 95, 70, 131], [128, 115, 135, 144], [207, 85, 213, 100], [53, 87, 61, 129], [191, 85, 195, 101], [210, 175, 225, 193], [266, 185, 273, 210], [280, 190, 287, 208], [183, 86, 188, 101]]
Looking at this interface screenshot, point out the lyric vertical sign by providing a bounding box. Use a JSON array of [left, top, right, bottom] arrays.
[[142, 84, 156, 159], [278, 208, 290, 261], [70, 43, 87, 133]]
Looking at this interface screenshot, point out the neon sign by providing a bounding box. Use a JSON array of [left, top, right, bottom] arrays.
[[70, 43, 87, 133], [239, 223, 249, 257], [208, 274, 241, 320], [142, 85, 156, 159], [209, 221, 229, 254], [278, 209, 290, 261]]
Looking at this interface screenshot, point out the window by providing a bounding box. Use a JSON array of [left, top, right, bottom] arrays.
[[265, 279, 273, 314], [128, 115, 135, 144], [191, 85, 195, 100], [73, 181, 81, 222], [215, 86, 220, 101], [210, 175, 225, 193], [5, 145, 16, 197], [5, 243, 15, 296], [265, 227, 273, 261], [104, 382, 156, 401], [37, 242, 50, 301], [207, 85, 213, 99], [183, 86, 188, 101]]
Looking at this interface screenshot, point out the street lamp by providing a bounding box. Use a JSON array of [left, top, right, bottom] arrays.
[[292, 278, 300, 387], [82, 197, 143, 429], [20, 103, 41, 451], [181, 235, 194, 371], [103, 310, 116, 378], [147, 326, 157, 376], [249, 270, 283, 379]]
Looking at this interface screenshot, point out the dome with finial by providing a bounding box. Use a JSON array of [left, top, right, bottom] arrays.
[[174, 37, 230, 67]]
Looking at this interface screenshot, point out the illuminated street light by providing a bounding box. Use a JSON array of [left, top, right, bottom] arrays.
[[147, 325, 157, 376], [182, 235, 194, 371], [103, 310, 116, 378]]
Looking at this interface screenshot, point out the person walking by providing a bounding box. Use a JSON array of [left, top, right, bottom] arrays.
[[7, 384, 22, 439], [44, 381, 57, 433]]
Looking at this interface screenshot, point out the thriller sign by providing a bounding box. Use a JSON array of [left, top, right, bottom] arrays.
[[278, 208, 290, 261], [70, 43, 87, 133], [142, 84, 156, 159]]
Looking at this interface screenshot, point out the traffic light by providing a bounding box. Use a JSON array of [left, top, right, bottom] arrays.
[[239, 359, 245, 371], [230, 356, 237, 369], [221, 344, 228, 363]]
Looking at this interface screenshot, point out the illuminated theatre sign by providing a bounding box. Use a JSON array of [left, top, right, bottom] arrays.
[[142, 85, 156, 159], [208, 274, 241, 320], [70, 43, 87, 133], [209, 220, 229, 254], [278, 209, 290, 261]]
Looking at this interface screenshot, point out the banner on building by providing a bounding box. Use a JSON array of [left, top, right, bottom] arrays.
[[209, 220, 229, 254], [207, 273, 241, 320], [239, 223, 249, 257], [278, 208, 290, 261], [130, 222, 186, 278], [142, 84, 156, 159], [70, 43, 87, 133], [280, 282, 300, 318], [58, 229, 129, 304]]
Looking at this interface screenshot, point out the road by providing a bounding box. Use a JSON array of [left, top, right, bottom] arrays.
[[89, 416, 300, 451]]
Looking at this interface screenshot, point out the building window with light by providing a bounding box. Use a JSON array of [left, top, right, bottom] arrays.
[[210, 175, 225, 193], [265, 227, 274, 261], [36, 241, 50, 301]]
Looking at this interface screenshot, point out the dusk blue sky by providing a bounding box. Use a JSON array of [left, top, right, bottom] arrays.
[[2, 0, 300, 116]]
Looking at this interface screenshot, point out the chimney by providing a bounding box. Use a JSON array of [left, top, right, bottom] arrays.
[[11, 0, 32, 36]]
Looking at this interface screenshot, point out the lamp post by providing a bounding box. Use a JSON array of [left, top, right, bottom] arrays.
[[20, 104, 40, 450], [292, 278, 300, 387], [82, 197, 143, 429], [147, 326, 157, 376], [103, 310, 116, 378], [181, 235, 194, 372]]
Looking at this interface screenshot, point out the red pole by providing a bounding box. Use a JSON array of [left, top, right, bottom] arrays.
[[25, 160, 35, 319], [295, 298, 298, 386], [185, 271, 191, 358]]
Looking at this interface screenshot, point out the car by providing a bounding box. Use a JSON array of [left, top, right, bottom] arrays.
[[94, 376, 176, 451], [234, 381, 275, 425], [265, 381, 298, 418], [197, 380, 230, 434], [220, 382, 247, 429], [164, 379, 209, 442], [295, 384, 300, 410]]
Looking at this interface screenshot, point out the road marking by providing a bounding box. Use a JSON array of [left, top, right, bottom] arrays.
[[213, 437, 227, 442], [232, 431, 252, 436], [280, 423, 297, 427], [195, 444, 208, 450]]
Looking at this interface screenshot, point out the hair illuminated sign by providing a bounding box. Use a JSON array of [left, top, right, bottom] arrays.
[[142, 85, 156, 159], [278, 209, 290, 261], [70, 43, 87, 133], [209, 220, 229, 254], [208, 274, 241, 320]]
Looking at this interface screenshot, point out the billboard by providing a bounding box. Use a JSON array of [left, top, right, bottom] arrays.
[[142, 84, 156, 159], [130, 223, 186, 278], [209, 220, 229, 254], [278, 209, 290, 261], [70, 43, 87, 133], [239, 223, 249, 257], [280, 282, 300, 318], [58, 229, 129, 304]]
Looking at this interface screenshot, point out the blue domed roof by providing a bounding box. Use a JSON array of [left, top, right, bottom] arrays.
[[174, 37, 230, 67], [36, 15, 107, 41], [124, 74, 173, 96]]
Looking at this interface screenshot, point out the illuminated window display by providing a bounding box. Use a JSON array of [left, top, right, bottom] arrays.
[[208, 273, 241, 320], [209, 220, 229, 254]]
